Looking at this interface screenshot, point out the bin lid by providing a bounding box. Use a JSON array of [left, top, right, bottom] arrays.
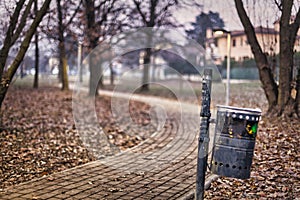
[[216, 105, 261, 121], [217, 105, 261, 114]]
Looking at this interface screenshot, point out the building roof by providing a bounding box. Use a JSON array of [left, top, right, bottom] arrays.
[[215, 26, 279, 38], [273, 15, 297, 24]]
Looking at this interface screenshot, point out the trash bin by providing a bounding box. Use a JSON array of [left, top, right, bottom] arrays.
[[211, 105, 261, 179]]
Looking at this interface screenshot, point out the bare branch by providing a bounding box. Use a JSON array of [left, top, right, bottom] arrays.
[[64, 0, 83, 30], [132, 0, 148, 24], [94, 0, 107, 11], [0, 0, 26, 79], [234, 0, 264, 55], [7, 0, 52, 81], [11, 0, 35, 46], [290, 7, 300, 46], [274, 0, 283, 11], [155, 0, 176, 20]]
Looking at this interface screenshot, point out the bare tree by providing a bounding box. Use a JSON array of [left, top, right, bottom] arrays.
[[130, 0, 202, 91], [41, 0, 82, 90], [130, 0, 180, 91], [0, 0, 52, 109], [83, 0, 124, 96], [56, 0, 69, 91], [234, 0, 300, 117]]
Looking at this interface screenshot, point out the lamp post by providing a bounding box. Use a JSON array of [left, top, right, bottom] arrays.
[[213, 29, 231, 106]]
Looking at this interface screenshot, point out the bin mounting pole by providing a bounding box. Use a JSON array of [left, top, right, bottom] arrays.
[[196, 69, 212, 200]]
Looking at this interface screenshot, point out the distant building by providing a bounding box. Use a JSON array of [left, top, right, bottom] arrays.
[[206, 19, 300, 65]]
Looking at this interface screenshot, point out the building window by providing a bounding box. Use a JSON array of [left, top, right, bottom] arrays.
[[243, 56, 250, 60], [232, 39, 236, 47], [240, 38, 243, 46]]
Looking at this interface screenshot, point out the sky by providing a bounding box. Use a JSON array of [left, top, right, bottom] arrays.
[[175, 0, 283, 31]]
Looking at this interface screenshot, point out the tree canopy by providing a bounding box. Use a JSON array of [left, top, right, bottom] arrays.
[[186, 11, 225, 47]]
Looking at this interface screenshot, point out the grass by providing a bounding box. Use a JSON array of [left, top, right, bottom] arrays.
[[11, 74, 266, 110], [11, 74, 60, 88]]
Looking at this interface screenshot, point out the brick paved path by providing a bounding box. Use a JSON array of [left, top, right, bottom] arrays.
[[0, 91, 217, 199]]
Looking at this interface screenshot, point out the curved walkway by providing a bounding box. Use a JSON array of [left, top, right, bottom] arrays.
[[0, 90, 217, 199]]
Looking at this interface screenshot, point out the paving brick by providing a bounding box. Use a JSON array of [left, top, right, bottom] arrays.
[[30, 191, 57, 199], [69, 191, 93, 199], [16, 188, 40, 195], [0, 192, 22, 199], [10, 197, 32, 200], [63, 189, 82, 196], [56, 181, 74, 187], [53, 193, 72, 199]]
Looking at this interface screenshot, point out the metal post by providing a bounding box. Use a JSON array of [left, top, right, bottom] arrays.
[[196, 69, 212, 200], [226, 33, 231, 106]]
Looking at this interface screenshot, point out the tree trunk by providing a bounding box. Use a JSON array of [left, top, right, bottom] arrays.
[[78, 42, 83, 82], [20, 63, 25, 78], [33, 32, 39, 88], [278, 1, 294, 115], [57, 0, 69, 91], [141, 48, 151, 91], [84, 0, 102, 96], [0, 80, 9, 109], [136, 0, 157, 92], [88, 53, 102, 96], [296, 66, 300, 116], [109, 63, 114, 85], [234, 0, 278, 111], [88, 54, 102, 96], [61, 56, 69, 91], [33, 0, 39, 89]]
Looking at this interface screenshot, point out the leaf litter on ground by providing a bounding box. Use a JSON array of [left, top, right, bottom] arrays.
[[0, 83, 299, 199]]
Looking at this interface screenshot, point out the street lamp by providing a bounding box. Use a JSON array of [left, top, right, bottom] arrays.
[[213, 29, 231, 106]]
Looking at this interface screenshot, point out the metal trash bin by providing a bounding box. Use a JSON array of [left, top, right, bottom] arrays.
[[211, 105, 261, 179]]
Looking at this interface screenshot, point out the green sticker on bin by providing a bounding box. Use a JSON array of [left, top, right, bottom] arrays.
[[246, 123, 258, 136], [251, 123, 258, 134]]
